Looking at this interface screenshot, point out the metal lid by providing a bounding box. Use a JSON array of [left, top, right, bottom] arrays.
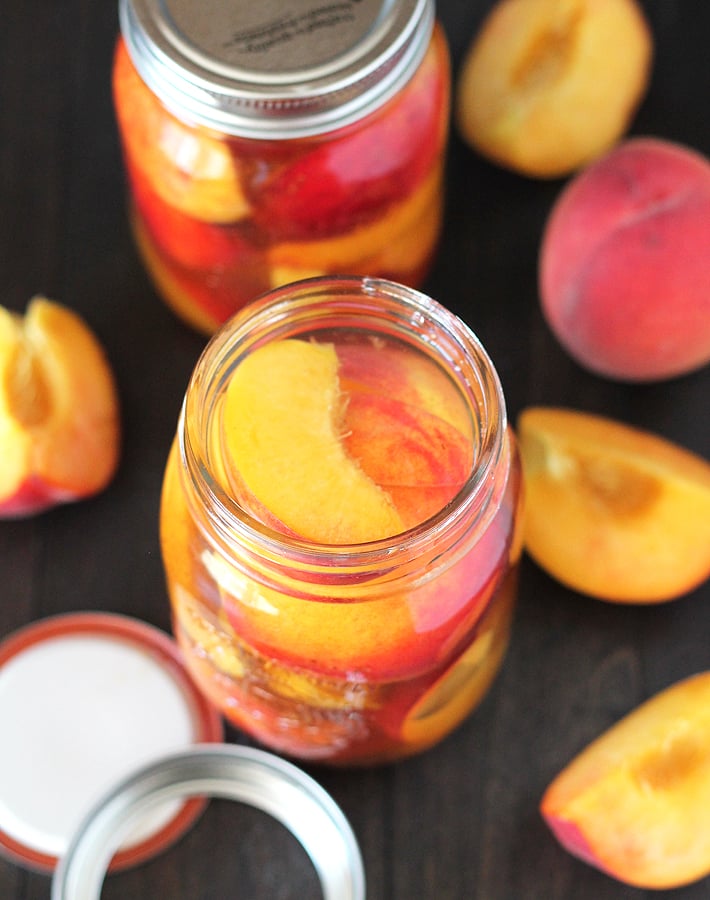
[[52, 744, 366, 900], [0, 613, 223, 873], [119, 0, 434, 137]]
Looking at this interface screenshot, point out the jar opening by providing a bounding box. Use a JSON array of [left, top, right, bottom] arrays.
[[179, 277, 508, 580]]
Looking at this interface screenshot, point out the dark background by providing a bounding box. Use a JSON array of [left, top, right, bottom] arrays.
[[1, 1, 709, 897]]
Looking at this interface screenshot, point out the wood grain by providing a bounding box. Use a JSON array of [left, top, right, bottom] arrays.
[[1, 2, 708, 897]]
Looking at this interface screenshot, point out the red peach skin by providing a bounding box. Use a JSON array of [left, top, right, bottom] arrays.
[[539, 137, 710, 381]]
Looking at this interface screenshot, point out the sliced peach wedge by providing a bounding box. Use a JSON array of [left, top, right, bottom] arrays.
[[221, 338, 404, 544], [113, 40, 250, 225], [541, 671, 710, 889], [517, 407, 710, 602], [0, 297, 120, 517]]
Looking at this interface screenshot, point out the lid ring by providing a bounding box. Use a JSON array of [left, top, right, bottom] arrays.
[[52, 744, 366, 900]]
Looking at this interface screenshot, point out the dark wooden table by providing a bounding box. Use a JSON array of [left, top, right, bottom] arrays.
[[1, 2, 709, 898]]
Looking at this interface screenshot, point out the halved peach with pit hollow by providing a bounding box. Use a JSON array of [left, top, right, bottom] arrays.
[[517, 407, 710, 602], [541, 671, 710, 889], [0, 297, 120, 517], [456, 0, 653, 177]]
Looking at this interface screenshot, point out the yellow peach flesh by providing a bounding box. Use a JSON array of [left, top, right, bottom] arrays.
[[0, 298, 120, 512], [456, 0, 653, 177], [542, 671, 710, 889], [205, 337, 480, 680], [518, 407, 710, 602], [221, 339, 404, 544]]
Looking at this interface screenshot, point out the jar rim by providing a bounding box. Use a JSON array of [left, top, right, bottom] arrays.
[[119, 0, 434, 138], [179, 276, 508, 577]]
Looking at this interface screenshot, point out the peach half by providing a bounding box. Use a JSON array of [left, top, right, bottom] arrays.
[[541, 671, 710, 889], [517, 407, 710, 602], [455, 0, 652, 177], [540, 137, 710, 381], [0, 297, 120, 517]]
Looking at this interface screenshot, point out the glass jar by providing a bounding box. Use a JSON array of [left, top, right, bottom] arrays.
[[113, 0, 451, 334], [160, 277, 524, 764]]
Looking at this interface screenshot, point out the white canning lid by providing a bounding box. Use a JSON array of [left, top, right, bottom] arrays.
[[0, 613, 223, 872]]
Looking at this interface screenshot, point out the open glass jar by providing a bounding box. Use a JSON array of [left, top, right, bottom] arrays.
[[113, 0, 450, 333], [160, 277, 523, 764]]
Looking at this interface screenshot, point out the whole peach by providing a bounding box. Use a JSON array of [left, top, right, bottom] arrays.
[[539, 137, 710, 381]]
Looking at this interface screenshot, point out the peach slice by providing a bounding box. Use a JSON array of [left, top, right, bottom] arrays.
[[216, 338, 487, 680], [218, 538, 494, 680], [113, 40, 250, 224], [337, 341, 472, 436], [517, 407, 710, 602], [342, 392, 473, 528], [455, 0, 653, 177], [0, 297, 120, 517], [265, 164, 442, 275], [541, 671, 710, 889], [251, 25, 449, 242], [131, 213, 271, 335], [399, 571, 515, 751], [221, 338, 404, 544]]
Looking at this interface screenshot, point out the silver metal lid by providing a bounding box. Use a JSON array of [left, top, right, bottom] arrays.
[[119, 0, 434, 138], [52, 744, 366, 900]]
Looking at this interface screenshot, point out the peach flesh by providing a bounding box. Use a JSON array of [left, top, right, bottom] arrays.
[[455, 0, 653, 177], [541, 671, 710, 889], [113, 41, 249, 224], [0, 298, 120, 517], [539, 137, 710, 381], [221, 339, 405, 544], [518, 407, 710, 602]]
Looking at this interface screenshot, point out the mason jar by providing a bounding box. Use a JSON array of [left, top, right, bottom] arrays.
[[160, 276, 524, 764], [113, 0, 451, 333]]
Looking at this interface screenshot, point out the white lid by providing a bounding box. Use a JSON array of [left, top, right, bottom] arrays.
[[0, 613, 223, 872]]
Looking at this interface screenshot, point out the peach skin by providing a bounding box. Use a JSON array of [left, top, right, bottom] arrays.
[[517, 407, 710, 602], [0, 297, 120, 517], [541, 671, 710, 889], [539, 137, 710, 381], [455, 0, 652, 177], [113, 40, 250, 224]]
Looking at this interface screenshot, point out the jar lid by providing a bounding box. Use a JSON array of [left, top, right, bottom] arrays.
[[119, 0, 434, 137], [52, 744, 366, 900], [0, 613, 223, 873]]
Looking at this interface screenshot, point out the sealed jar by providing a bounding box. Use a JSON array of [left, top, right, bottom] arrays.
[[113, 0, 450, 334], [160, 276, 524, 764]]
